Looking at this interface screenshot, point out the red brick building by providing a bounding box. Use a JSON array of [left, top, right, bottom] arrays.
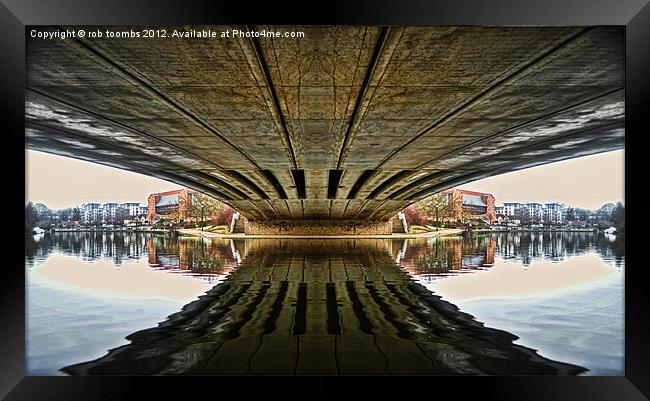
[[146, 188, 195, 223], [443, 188, 496, 224]]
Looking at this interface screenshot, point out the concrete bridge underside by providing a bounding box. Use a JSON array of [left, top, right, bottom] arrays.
[[26, 26, 624, 234]]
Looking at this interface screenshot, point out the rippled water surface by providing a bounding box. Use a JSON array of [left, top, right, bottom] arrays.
[[26, 231, 624, 375]]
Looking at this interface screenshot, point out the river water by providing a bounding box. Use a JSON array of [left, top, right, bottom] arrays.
[[25, 231, 624, 375]]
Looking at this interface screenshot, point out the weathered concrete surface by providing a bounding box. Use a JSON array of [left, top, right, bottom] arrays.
[[246, 219, 393, 235], [178, 227, 463, 239], [26, 26, 624, 230]]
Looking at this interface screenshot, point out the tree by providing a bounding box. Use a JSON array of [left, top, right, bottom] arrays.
[[565, 207, 576, 221], [33, 204, 53, 229], [611, 201, 624, 233], [515, 207, 529, 226], [417, 193, 450, 230], [165, 207, 180, 224], [568, 208, 589, 223], [403, 205, 425, 226], [59, 207, 73, 222], [598, 203, 615, 218], [187, 193, 223, 231], [213, 206, 234, 226], [115, 206, 129, 225], [25, 202, 39, 235]]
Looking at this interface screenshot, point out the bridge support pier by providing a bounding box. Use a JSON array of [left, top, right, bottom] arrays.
[[244, 219, 393, 235]]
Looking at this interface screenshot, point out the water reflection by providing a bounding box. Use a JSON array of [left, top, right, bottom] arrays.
[[26, 231, 623, 375], [26, 231, 149, 267], [147, 236, 239, 285], [61, 238, 589, 375], [490, 231, 624, 267], [26, 233, 240, 285], [394, 232, 624, 286], [394, 236, 496, 282]]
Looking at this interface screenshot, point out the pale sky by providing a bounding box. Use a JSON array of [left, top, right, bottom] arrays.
[[26, 150, 183, 209], [26, 148, 624, 211], [462, 149, 624, 210]]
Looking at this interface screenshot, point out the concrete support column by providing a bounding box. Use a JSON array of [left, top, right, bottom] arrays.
[[245, 220, 392, 235]]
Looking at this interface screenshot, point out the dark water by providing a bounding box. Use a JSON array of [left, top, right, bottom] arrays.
[[26, 231, 624, 375]]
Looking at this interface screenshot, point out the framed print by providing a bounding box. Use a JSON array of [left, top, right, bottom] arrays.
[[3, 0, 649, 399]]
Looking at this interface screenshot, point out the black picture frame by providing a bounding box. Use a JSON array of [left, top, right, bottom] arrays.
[[3, 0, 649, 399]]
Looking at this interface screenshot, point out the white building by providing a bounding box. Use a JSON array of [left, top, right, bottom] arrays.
[[543, 203, 565, 223], [102, 203, 119, 221], [496, 201, 569, 225], [121, 202, 148, 217], [502, 202, 523, 217], [526, 203, 544, 220], [82, 203, 102, 223]]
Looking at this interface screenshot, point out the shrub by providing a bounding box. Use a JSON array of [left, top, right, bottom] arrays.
[[404, 206, 425, 226]]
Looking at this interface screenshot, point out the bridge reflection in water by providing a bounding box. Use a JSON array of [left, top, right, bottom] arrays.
[[62, 238, 586, 375]]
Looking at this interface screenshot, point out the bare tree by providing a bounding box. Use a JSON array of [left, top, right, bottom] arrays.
[[187, 193, 223, 231], [417, 193, 450, 230], [611, 202, 624, 232], [25, 202, 39, 234], [115, 206, 129, 225]]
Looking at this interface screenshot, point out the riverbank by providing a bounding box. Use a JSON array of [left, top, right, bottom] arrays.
[[472, 227, 598, 233], [47, 227, 600, 236], [51, 228, 167, 233], [178, 228, 464, 239]]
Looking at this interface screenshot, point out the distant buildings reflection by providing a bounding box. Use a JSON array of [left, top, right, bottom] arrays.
[[393, 231, 623, 285]]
